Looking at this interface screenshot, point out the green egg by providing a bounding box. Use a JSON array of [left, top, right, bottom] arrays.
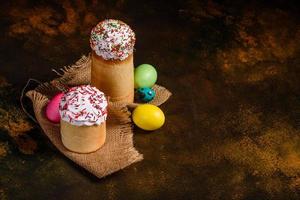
[[134, 64, 157, 88]]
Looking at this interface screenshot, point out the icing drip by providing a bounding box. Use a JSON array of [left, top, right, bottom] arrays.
[[59, 85, 108, 126], [90, 19, 136, 61]]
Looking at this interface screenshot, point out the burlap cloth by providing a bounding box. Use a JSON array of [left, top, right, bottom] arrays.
[[25, 54, 171, 178]]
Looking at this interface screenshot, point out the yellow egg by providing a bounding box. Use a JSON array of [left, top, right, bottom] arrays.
[[132, 104, 165, 131]]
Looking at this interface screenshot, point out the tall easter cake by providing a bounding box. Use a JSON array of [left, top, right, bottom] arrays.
[[90, 19, 136, 103]]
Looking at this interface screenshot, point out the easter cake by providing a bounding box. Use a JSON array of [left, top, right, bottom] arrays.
[[90, 19, 136, 103], [25, 17, 171, 178], [59, 85, 108, 153]]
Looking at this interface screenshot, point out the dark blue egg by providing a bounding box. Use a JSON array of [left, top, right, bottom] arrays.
[[136, 87, 156, 102]]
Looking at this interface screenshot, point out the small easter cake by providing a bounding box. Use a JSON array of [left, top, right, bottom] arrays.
[[90, 19, 136, 103], [59, 85, 108, 153]]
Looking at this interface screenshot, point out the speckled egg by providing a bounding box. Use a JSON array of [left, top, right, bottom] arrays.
[[136, 87, 156, 102]]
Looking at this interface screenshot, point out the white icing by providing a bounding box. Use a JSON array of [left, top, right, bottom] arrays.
[[59, 85, 108, 126], [90, 19, 135, 61]]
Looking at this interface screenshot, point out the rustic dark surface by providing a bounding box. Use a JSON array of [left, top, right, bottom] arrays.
[[1, 0, 300, 199]]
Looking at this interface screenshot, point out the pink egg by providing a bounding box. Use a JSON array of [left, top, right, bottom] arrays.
[[45, 92, 64, 123]]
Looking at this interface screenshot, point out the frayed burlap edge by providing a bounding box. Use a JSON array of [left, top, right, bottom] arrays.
[[25, 54, 172, 178]]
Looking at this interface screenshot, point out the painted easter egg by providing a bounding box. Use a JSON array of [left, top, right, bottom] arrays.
[[45, 92, 64, 123], [134, 64, 157, 88], [136, 87, 156, 102], [132, 104, 165, 131]]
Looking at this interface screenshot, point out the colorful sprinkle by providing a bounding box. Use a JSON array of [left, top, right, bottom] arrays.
[[90, 19, 136, 61], [59, 85, 108, 126]]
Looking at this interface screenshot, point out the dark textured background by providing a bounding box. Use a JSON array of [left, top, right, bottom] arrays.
[[0, 0, 300, 199]]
